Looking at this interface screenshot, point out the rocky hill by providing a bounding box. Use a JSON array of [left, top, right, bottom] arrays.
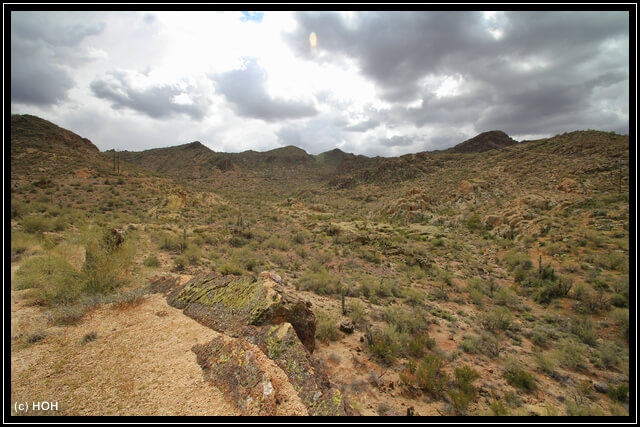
[[446, 130, 517, 153]]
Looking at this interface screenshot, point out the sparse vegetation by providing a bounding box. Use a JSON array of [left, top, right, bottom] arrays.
[[10, 115, 629, 416]]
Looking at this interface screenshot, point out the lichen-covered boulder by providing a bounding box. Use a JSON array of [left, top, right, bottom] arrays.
[[192, 336, 293, 415], [167, 272, 316, 353], [243, 323, 352, 416]]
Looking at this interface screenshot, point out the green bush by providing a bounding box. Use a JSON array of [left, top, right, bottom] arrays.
[[569, 316, 598, 347], [481, 306, 512, 331], [448, 365, 480, 414], [348, 299, 366, 326], [82, 228, 135, 296], [557, 339, 588, 371], [144, 255, 160, 268], [298, 267, 341, 295], [608, 384, 629, 403], [368, 325, 402, 366], [503, 359, 537, 392], [400, 354, 449, 397], [503, 250, 533, 271], [384, 305, 428, 334], [21, 214, 53, 234], [316, 311, 340, 343], [611, 308, 629, 341], [14, 254, 83, 304]]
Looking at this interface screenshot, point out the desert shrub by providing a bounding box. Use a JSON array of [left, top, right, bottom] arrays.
[[14, 254, 83, 305], [600, 252, 628, 273], [348, 299, 366, 326], [11, 231, 39, 261], [400, 354, 449, 397], [557, 339, 588, 371], [608, 384, 629, 403], [407, 335, 428, 358], [503, 358, 537, 392], [11, 198, 28, 219], [569, 316, 598, 347], [298, 267, 341, 295], [481, 306, 512, 331], [155, 231, 183, 252], [592, 341, 621, 369], [384, 305, 428, 335], [503, 250, 533, 271], [82, 227, 135, 296], [610, 308, 629, 341], [533, 348, 557, 374], [218, 262, 243, 275], [448, 365, 480, 414], [489, 400, 509, 416], [367, 325, 402, 366], [316, 311, 340, 343], [47, 304, 88, 325], [609, 293, 628, 308], [143, 255, 160, 268], [565, 402, 605, 416], [610, 281, 629, 308], [573, 287, 609, 314], [263, 236, 290, 251], [460, 335, 481, 354], [527, 326, 557, 348], [468, 288, 485, 307], [21, 214, 53, 234], [494, 286, 519, 308], [81, 332, 98, 345], [182, 245, 201, 266]]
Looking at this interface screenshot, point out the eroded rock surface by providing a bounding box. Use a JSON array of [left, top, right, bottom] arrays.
[[167, 272, 316, 352]]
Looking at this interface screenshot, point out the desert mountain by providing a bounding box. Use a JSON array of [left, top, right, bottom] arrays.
[[446, 130, 518, 153]]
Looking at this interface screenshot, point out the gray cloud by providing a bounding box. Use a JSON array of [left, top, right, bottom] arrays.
[[11, 12, 106, 106], [90, 72, 211, 120], [12, 11, 105, 47], [344, 119, 380, 132], [11, 43, 75, 106], [286, 11, 629, 141], [212, 58, 317, 122]]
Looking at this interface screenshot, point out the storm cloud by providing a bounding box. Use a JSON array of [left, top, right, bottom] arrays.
[[286, 11, 630, 139], [90, 71, 211, 120], [212, 58, 318, 122], [10, 12, 106, 106]]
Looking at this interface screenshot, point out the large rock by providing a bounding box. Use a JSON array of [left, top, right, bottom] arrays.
[[192, 336, 284, 415], [167, 272, 316, 353], [243, 323, 352, 416]]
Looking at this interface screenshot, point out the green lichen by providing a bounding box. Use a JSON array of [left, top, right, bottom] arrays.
[[175, 276, 272, 323]]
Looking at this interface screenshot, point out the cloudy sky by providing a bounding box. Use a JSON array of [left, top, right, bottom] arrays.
[[10, 10, 629, 157]]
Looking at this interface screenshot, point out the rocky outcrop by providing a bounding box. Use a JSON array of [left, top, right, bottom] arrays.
[[170, 272, 351, 416], [243, 322, 351, 416], [192, 335, 288, 415], [168, 273, 316, 353]]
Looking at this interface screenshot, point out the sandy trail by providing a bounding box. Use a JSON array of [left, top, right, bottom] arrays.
[[11, 292, 240, 416]]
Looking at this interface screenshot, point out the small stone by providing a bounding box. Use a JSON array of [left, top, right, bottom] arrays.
[[593, 382, 609, 394], [339, 320, 355, 334]]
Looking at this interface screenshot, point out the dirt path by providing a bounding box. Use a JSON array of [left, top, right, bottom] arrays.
[[11, 293, 241, 416]]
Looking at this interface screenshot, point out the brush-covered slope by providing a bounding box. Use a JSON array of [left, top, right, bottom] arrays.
[[11, 114, 104, 179]]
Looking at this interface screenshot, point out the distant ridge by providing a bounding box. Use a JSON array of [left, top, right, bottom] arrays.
[[446, 130, 517, 153], [11, 114, 99, 154]]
